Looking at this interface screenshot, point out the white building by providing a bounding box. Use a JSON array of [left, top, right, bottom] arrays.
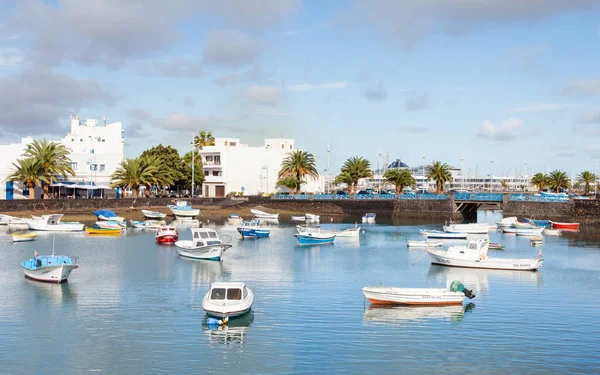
[[199, 137, 322, 197], [0, 115, 124, 199]]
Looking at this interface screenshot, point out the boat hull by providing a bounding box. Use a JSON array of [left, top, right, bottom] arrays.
[[175, 242, 231, 260], [11, 234, 37, 242], [362, 287, 464, 306], [515, 228, 545, 236], [237, 228, 270, 238], [171, 209, 200, 217], [524, 218, 551, 228], [427, 249, 542, 271], [407, 240, 443, 248], [141, 210, 166, 219], [423, 231, 467, 239], [156, 235, 178, 244], [551, 222, 579, 230], [22, 264, 78, 283], [295, 234, 335, 245], [25, 221, 84, 232], [98, 215, 125, 222], [202, 295, 254, 318], [443, 224, 489, 234]]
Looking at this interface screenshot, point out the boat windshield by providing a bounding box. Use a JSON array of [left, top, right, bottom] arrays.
[[468, 243, 478, 250], [227, 288, 242, 300], [210, 288, 226, 300], [208, 232, 217, 238], [200, 232, 209, 238]]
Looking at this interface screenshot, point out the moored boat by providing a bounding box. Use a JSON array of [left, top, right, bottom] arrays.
[[141, 209, 167, 219], [421, 230, 467, 239], [543, 228, 562, 236], [227, 214, 243, 224], [95, 209, 125, 222], [129, 220, 147, 229], [144, 220, 167, 229], [291, 215, 306, 221], [488, 243, 505, 250], [361, 280, 475, 306], [515, 227, 545, 236], [443, 223, 489, 234], [250, 209, 279, 219], [550, 221, 579, 230], [85, 227, 122, 235], [495, 216, 518, 227], [24, 214, 84, 232], [95, 220, 126, 229], [294, 232, 335, 245], [11, 233, 37, 242], [407, 240, 443, 248], [512, 222, 534, 229], [530, 236, 543, 246], [502, 227, 517, 234], [156, 226, 179, 244], [168, 201, 200, 218], [237, 220, 270, 238], [21, 237, 78, 283], [175, 228, 232, 261], [202, 282, 254, 318], [362, 213, 376, 223], [296, 225, 361, 238], [524, 217, 551, 228], [427, 239, 543, 271]]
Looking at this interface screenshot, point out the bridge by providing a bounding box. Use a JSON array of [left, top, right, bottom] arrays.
[[452, 192, 504, 214]]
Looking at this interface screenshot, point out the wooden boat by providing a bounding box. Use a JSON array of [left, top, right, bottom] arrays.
[[294, 232, 335, 245], [530, 236, 543, 246], [362, 280, 475, 306], [427, 239, 543, 271], [168, 201, 200, 217], [515, 227, 545, 236], [362, 213, 376, 223], [543, 228, 562, 236], [202, 282, 254, 318], [421, 230, 467, 239], [156, 226, 179, 244], [443, 223, 489, 234], [85, 227, 122, 235], [524, 218, 551, 228], [237, 221, 270, 238], [175, 228, 232, 261], [407, 240, 443, 248], [495, 216, 517, 227], [250, 209, 279, 219], [488, 243, 505, 250], [296, 225, 361, 238], [141, 209, 167, 219], [21, 237, 78, 283], [11, 233, 37, 242], [24, 214, 84, 232], [551, 221, 579, 230]]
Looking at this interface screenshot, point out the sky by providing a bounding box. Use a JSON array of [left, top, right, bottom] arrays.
[[1, 0, 600, 179]]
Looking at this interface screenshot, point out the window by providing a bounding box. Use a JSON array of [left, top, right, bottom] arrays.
[[203, 170, 208, 176], [91, 164, 98, 171], [212, 171, 219, 176], [99, 164, 105, 172], [102, 139, 106, 142], [90, 149, 94, 154], [230, 142, 236, 146], [194, 232, 199, 238], [80, 138, 83, 142], [206, 156, 213, 162], [208, 232, 217, 238], [200, 231, 209, 238], [214, 156, 220, 164], [227, 288, 242, 300], [71, 138, 74, 142], [243, 287, 248, 299], [71, 162, 78, 171], [210, 288, 226, 300]]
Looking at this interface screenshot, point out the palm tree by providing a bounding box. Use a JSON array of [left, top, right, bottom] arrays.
[[426, 161, 452, 194], [5, 158, 46, 199], [334, 171, 354, 193], [140, 155, 175, 197], [530, 173, 548, 192], [547, 170, 570, 193], [22, 139, 75, 199], [278, 150, 319, 194], [383, 169, 415, 196], [110, 158, 159, 198], [341, 156, 372, 195], [193, 131, 215, 150], [577, 170, 596, 195], [276, 176, 301, 193], [500, 180, 509, 191]]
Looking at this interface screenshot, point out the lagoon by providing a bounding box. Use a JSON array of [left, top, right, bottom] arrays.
[[1, 214, 599, 374]]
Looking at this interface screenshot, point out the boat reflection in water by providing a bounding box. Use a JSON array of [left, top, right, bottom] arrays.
[[363, 303, 475, 325], [27, 279, 77, 303], [181, 257, 230, 287], [427, 264, 542, 292], [203, 311, 254, 345]]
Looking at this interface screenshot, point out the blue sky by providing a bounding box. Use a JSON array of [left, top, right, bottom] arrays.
[[1, 0, 600, 178]]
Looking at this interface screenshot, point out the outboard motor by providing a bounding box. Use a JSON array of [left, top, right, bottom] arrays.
[[449, 280, 476, 299]]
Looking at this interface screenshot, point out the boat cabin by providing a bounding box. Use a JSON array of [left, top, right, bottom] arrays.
[[447, 239, 489, 260], [190, 228, 222, 247], [157, 226, 178, 234], [39, 214, 64, 225], [208, 282, 249, 301]]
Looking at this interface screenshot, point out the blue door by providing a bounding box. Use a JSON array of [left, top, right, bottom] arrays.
[[6, 181, 14, 200]]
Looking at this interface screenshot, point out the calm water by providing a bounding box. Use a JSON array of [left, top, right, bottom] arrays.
[[1, 213, 599, 374]]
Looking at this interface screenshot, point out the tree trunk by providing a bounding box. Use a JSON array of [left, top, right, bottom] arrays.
[[29, 184, 35, 199], [43, 181, 49, 199], [145, 186, 151, 198], [585, 183, 589, 195], [353, 182, 358, 195], [133, 187, 139, 198], [395, 185, 400, 196]]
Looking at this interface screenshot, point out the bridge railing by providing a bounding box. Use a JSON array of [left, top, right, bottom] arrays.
[[271, 193, 448, 200], [454, 192, 504, 202], [272, 194, 310, 200], [510, 194, 569, 202]]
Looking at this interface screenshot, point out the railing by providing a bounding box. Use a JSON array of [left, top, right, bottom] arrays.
[[272, 194, 448, 200], [272, 194, 310, 200], [313, 194, 350, 200], [400, 193, 448, 200], [203, 161, 221, 167], [454, 192, 503, 202], [510, 194, 569, 202], [354, 194, 395, 200]]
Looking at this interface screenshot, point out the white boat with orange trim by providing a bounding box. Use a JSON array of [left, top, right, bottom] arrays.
[[361, 280, 475, 306], [426, 239, 543, 271]]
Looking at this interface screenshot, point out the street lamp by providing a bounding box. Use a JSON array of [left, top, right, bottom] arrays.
[[422, 156, 426, 189], [489, 159, 494, 193]]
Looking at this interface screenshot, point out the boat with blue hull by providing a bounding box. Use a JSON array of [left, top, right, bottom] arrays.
[[237, 221, 270, 238], [294, 233, 335, 245], [524, 218, 551, 228]]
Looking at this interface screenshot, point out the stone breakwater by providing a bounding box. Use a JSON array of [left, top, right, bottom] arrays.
[[1, 196, 599, 223]]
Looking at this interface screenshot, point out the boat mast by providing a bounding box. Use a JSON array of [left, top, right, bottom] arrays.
[[461, 150, 465, 191], [191, 133, 195, 197]]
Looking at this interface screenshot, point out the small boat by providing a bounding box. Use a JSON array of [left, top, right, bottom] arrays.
[[129, 220, 147, 229], [540, 191, 568, 197], [488, 243, 505, 250], [551, 221, 579, 230], [156, 226, 179, 244], [512, 222, 534, 229], [524, 218, 551, 228], [141, 209, 167, 219], [21, 237, 78, 283], [24, 214, 84, 232], [427, 239, 543, 271], [495, 216, 518, 227], [202, 281, 254, 318], [362, 213, 376, 223], [95, 209, 125, 222], [296, 225, 361, 238], [144, 220, 167, 229], [294, 232, 335, 245], [291, 215, 306, 221], [237, 221, 270, 238], [85, 227, 122, 235], [250, 209, 279, 219], [515, 227, 545, 236], [543, 228, 562, 236], [173, 218, 201, 227], [95, 220, 126, 229], [421, 230, 467, 239], [443, 223, 489, 234], [502, 227, 517, 234], [11, 233, 37, 242], [227, 214, 243, 224], [407, 240, 443, 248], [362, 280, 475, 306], [530, 236, 543, 246], [305, 213, 320, 222], [168, 200, 200, 217], [488, 224, 498, 231], [175, 228, 232, 261]]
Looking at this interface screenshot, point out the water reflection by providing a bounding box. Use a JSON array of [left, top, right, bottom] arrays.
[[203, 311, 254, 345], [27, 280, 77, 303], [363, 303, 475, 324], [427, 264, 542, 291], [183, 258, 230, 287]]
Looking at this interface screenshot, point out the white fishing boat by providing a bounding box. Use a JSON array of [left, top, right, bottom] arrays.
[[95, 220, 126, 229], [427, 239, 543, 271], [543, 228, 562, 236], [11, 233, 37, 242], [144, 220, 167, 229], [129, 220, 146, 229], [202, 281, 254, 318], [362, 280, 475, 306], [168, 201, 200, 217], [173, 218, 201, 228], [515, 227, 544, 236], [175, 228, 232, 261], [512, 222, 534, 229], [291, 215, 306, 221], [24, 214, 84, 232], [21, 236, 78, 283], [362, 213, 376, 223], [443, 223, 489, 234], [421, 230, 467, 239], [250, 209, 279, 219], [296, 225, 361, 238], [407, 240, 443, 248], [495, 216, 518, 227], [305, 213, 320, 222], [227, 214, 243, 224], [502, 227, 517, 234], [141, 209, 167, 219]]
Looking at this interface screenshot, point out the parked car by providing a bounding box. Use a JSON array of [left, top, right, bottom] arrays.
[[336, 190, 349, 195], [356, 190, 373, 195], [416, 188, 432, 194]]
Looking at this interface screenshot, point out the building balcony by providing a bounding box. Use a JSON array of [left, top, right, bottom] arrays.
[[204, 175, 224, 183], [203, 161, 222, 168]]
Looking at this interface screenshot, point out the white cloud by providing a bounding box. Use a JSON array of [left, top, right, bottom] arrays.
[[563, 79, 600, 97], [241, 86, 281, 106], [204, 30, 260, 66], [287, 81, 351, 91], [478, 118, 524, 141], [513, 102, 580, 112], [154, 112, 224, 131]]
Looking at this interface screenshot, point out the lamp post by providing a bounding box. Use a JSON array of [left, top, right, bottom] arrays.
[[378, 152, 382, 192], [422, 156, 425, 189], [489, 159, 494, 193]]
